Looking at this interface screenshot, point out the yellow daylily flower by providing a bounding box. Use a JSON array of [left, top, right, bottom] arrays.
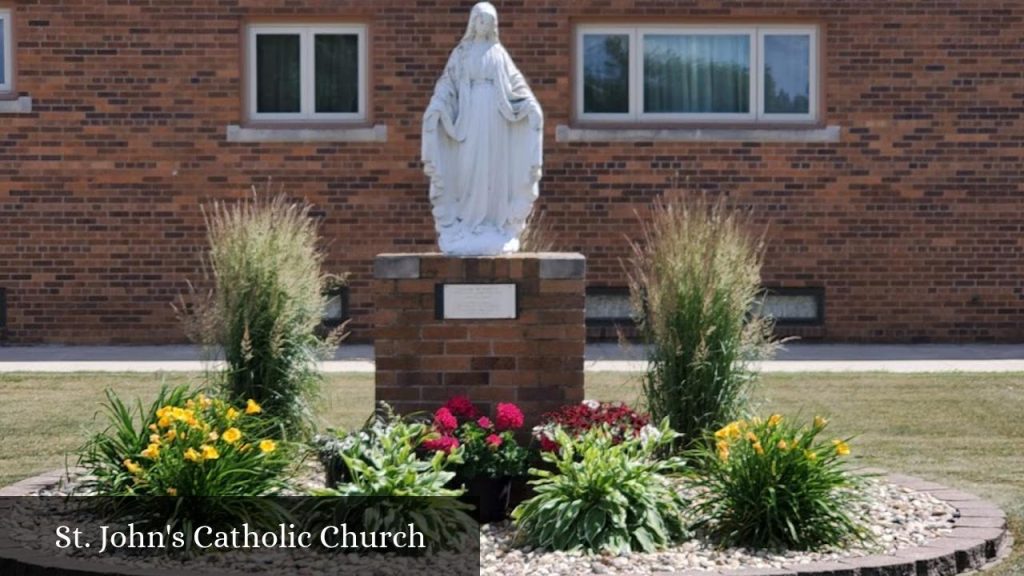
[[148, 424, 158, 433], [226, 407, 240, 421], [833, 439, 851, 456], [149, 434, 161, 444], [259, 439, 277, 454], [197, 394, 212, 409], [767, 414, 783, 427], [140, 443, 160, 460], [245, 399, 262, 415], [777, 440, 789, 451], [123, 459, 143, 475], [752, 441, 764, 455], [222, 427, 242, 444], [814, 416, 828, 429], [208, 431, 219, 442], [164, 429, 177, 441], [201, 445, 220, 460], [184, 448, 203, 463]]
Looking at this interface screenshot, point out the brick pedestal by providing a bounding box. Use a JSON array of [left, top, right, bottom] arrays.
[[373, 252, 586, 426]]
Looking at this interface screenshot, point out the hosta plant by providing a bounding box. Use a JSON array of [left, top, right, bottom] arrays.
[[690, 414, 866, 550], [511, 419, 690, 554], [313, 410, 475, 551]]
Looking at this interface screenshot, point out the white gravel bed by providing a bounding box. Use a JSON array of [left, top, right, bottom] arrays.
[[10, 475, 955, 576], [480, 479, 956, 575]]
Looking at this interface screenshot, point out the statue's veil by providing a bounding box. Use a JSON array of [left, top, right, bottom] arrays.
[[460, 2, 500, 43]]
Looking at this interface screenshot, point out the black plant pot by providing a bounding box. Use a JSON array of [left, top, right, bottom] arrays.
[[459, 476, 513, 523]]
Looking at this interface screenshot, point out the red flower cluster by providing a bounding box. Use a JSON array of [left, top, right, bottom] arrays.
[[421, 435, 460, 454], [433, 407, 458, 433], [485, 434, 503, 449], [534, 401, 649, 451], [495, 403, 524, 431], [444, 395, 479, 420]]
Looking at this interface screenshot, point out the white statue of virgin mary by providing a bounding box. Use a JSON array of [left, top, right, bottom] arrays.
[[422, 2, 544, 256]]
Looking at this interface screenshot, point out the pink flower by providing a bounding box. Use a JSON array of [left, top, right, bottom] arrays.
[[421, 435, 460, 454], [477, 416, 494, 429], [433, 407, 458, 433], [444, 396, 479, 420], [486, 434, 503, 449], [495, 403, 524, 431]]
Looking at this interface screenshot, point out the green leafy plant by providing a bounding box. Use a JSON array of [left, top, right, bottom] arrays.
[[690, 414, 865, 550], [177, 188, 338, 436], [627, 195, 776, 450], [313, 408, 475, 550], [76, 386, 294, 533], [511, 419, 690, 554]]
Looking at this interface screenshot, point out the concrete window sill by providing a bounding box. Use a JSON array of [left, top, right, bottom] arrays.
[[225, 124, 388, 143], [555, 124, 841, 144], [0, 97, 33, 114]]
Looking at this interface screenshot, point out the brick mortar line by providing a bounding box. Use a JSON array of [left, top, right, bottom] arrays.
[[0, 470, 1013, 576]]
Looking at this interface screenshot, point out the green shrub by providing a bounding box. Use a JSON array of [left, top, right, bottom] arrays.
[[511, 419, 690, 554], [77, 386, 293, 531], [628, 196, 775, 450], [179, 190, 337, 436], [690, 414, 865, 550]]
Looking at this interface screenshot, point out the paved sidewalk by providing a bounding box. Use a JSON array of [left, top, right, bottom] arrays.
[[0, 343, 1022, 373]]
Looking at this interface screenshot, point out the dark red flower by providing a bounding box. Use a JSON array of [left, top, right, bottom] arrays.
[[433, 407, 458, 433], [421, 435, 460, 454], [538, 436, 560, 452], [444, 396, 479, 420], [477, 416, 493, 429], [495, 403, 524, 431], [485, 434, 503, 449]]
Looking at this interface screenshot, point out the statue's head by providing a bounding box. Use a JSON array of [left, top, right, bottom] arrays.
[[464, 2, 499, 42]]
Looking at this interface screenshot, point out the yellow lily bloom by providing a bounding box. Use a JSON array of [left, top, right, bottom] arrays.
[[833, 439, 851, 456], [259, 439, 277, 454], [246, 399, 262, 415], [222, 427, 242, 444], [201, 445, 220, 460], [226, 407, 240, 421], [184, 448, 203, 463], [123, 459, 143, 475], [768, 414, 783, 427], [140, 443, 160, 460]]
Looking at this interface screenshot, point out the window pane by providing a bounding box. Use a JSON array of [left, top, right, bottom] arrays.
[[582, 34, 630, 114], [0, 20, 6, 86], [315, 34, 360, 114], [256, 34, 301, 113], [643, 34, 750, 114], [764, 35, 811, 114]]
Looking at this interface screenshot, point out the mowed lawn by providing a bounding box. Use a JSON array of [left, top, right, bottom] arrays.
[[1, 371, 1021, 574]]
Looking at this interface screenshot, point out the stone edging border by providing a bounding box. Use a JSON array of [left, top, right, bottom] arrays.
[[0, 468, 1014, 576]]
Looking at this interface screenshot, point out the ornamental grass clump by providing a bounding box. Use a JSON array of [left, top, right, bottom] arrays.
[[511, 419, 690, 554], [691, 414, 865, 550], [628, 196, 775, 450], [179, 189, 338, 436]]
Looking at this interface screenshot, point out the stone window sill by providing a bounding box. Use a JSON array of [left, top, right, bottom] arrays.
[[0, 97, 33, 114], [555, 124, 841, 143], [225, 124, 388, 143]]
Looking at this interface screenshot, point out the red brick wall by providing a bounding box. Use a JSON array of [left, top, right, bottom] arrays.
[[1, 1, 1022, 343]]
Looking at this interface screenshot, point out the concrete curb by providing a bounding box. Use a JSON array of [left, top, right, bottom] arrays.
[[0, 471, 1013, 575]]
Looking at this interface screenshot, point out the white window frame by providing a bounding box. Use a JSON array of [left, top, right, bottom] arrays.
[[757, 27, 818, 123], [0, 9, 12, 93], [576, 24, 819, 125], [246, 23, 367, 123]]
